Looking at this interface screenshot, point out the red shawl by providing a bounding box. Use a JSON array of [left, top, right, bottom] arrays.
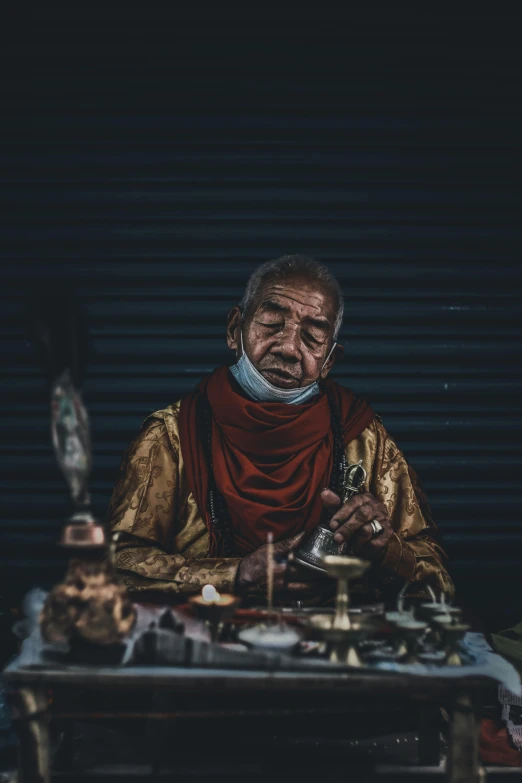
[[179, 366, 374, 556]]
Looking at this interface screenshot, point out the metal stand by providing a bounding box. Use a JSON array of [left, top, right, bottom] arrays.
[[13, 686, 50, 783], [446, 691, 485, 783]]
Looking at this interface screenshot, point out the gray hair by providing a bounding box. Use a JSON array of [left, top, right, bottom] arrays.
[[239, 254, 344, 341]]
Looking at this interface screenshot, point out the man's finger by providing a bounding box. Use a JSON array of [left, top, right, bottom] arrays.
[[329, 493, 378, 530], [320, 488, 341, 513], [332, 501, 374, 531], [273, 531, 305, 553], [350, 519, 393, 556], [333, 503, 375, 543]]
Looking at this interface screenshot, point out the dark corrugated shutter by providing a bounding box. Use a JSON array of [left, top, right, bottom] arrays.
[[2, 10, 521, 629]]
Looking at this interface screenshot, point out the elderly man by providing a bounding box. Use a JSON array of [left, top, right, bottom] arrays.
[[107, 255, 453, 605]]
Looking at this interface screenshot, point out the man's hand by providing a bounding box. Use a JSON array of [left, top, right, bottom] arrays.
[[321, 489, 393, 562], [236, 532, 331, 601]]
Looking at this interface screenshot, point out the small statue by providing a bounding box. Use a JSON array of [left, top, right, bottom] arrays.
[[40, 558, 135, 645], [29, 294, 136, 649]]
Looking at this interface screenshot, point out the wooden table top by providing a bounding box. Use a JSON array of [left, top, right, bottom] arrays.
[[3, 657, 499, 698]]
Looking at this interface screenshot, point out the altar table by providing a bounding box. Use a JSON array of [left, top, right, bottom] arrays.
[[4, 654, 501, 783]]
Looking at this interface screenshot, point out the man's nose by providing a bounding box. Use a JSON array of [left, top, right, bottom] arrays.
[[273, 326, 302, 361]]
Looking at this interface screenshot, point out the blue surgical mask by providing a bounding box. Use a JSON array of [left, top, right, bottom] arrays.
[[230, 331, 337, 405]]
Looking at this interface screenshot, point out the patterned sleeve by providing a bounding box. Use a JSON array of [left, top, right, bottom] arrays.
[[106, 417, 241, 595], [370, 420, 455, 600]]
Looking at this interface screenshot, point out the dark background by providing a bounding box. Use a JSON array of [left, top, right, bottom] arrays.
[[1, 8, 521, 630]]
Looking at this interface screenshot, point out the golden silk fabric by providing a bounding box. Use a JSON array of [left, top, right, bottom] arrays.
[[106, 402, 454, 602]]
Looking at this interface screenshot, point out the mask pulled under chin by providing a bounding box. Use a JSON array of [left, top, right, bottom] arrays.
[[229, 332, 335, 405]]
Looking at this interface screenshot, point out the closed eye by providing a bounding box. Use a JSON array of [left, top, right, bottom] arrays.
[[303, 331, 323, 345]]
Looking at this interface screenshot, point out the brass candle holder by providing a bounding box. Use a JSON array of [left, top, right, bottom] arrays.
[[324, 555, 371, 630], [384, 610, 412, 660], [418, 587, 462, 625], [432, 614, 470, 666], [392, 616, 428, 664], [189, 586, 240, 643], [420, 603, 462, 651], [319, 555, 371, 667]]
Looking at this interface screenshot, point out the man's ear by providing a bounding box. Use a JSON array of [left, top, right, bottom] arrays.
[[226, 306, 242, 352], [320, 342, 344, 379]]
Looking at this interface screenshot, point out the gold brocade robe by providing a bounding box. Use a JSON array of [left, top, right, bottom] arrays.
[[106, 402, 454, 602]]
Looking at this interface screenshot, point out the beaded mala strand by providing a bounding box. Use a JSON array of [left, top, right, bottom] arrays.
[[201, 395, 237, 556], [326, 388, 349, 499], [202, 391, 347, 556]]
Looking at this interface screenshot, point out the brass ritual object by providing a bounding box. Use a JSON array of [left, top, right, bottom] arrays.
[[383, 585, 428, 664], [384, 611, 413, 660], [40, 362, 137, 651], [392, 616, 428, 664], [59, 509, 106, 550], [418, 589, 463, 650], [418, 586, 462, 624], [189, 593, 240, 643], [313, 555, 372, 667], [294, 461, 367, 574], [432, 614, 470, 666]]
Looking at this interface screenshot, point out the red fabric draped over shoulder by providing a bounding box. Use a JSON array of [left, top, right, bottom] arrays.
[[179, 366, 374, 556]]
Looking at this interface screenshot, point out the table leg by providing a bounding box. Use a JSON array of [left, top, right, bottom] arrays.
[[417, 704, 441, 766], [12, 686, 50, 783], [446, 690, 485, 783]]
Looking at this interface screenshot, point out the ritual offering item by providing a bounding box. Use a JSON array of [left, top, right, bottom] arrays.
[[418, 587, 462, 623], [40, 558, 136, 651], [294, 461, 367, 573], [49, 369, 110, 557], [324, 555, 371, 630], [432, 614, 470, 666], [237, 532, 302, 652], [418, 589, 462, 649], [39, 378, 138, 652], [384, 582, 419, 660], [391, 616, 428, 665], [189, 585, 240, 642], [384, 613, 410, 660], [310, 555, 372, 667], [31, 300, 137, 656], [238, 623, 302, 653]]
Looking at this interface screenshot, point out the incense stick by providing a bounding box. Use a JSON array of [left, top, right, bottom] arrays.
[[267, 532, 274, 624]]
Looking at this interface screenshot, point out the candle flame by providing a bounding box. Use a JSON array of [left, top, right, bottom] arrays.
[[202, 584, 220, 603]]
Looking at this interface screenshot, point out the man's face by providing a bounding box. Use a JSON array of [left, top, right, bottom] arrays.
[[227, 275, 342, 388]]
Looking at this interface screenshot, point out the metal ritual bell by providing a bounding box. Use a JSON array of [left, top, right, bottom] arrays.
[[294, 461, 367, 574]]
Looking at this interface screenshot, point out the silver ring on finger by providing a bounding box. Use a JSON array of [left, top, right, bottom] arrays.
[[369, 519, 384, 538]]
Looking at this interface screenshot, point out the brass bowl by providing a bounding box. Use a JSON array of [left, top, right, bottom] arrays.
[[188, 594, 240, 626], [323, 555, 371, 581]]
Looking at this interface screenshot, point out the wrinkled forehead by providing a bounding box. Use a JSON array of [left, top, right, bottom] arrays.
[[248, 275, 337, 325]]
